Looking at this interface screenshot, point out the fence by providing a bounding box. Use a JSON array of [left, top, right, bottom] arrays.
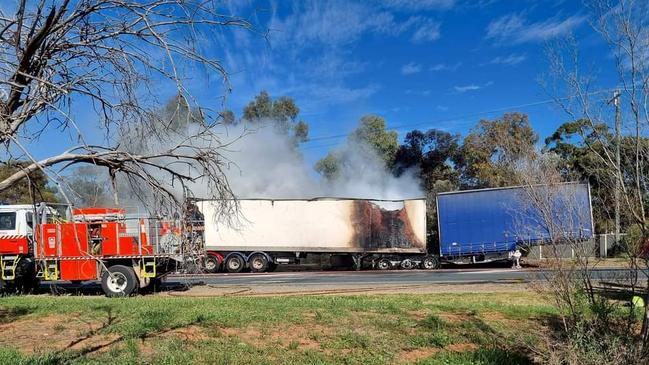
[[526, 233, 625, 259]]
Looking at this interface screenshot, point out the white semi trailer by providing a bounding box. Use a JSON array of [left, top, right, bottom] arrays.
[[192, 198, 439, 273]]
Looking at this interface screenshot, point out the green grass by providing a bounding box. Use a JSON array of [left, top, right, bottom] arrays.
[[0, 292, 554, 364]]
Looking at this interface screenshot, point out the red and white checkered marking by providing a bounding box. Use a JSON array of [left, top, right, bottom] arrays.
[[0, 235, 26, 240]]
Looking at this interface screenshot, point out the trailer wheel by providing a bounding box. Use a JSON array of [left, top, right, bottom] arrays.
[[421, 256, 440, 270], [203, 254, 221, 273], [101, 265, 138, 297], [377, 258, 391, 270], [249, 253, 269, 273], [225, 255, 245, 273], [400, 259, 414, 270]]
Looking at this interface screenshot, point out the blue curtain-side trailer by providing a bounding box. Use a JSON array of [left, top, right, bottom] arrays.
[[436, 182, 594, 264]]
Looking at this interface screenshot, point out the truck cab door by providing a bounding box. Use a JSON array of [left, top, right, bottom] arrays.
[[0, 210, 29, 255]]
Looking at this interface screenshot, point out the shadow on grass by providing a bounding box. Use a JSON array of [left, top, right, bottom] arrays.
[[421, 347, 532, 365], [417, 312, 536, 365], [0, 306, 33, 324], [0, 304, 210, 364], [35, 280, 192, 296]]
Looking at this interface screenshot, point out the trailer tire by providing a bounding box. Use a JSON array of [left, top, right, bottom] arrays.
[[421, 256, 440, 270], [225, 255, 245, 273], [248, 253, 269, 273], [204, 254, 221, 273], [377, 258, 392, 270], [101, 265, 138, 297], [400, 259, 414, 270]]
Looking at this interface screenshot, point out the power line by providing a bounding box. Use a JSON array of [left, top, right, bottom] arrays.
[[301, 142, 342, 150], [301, 88, 616, 146]]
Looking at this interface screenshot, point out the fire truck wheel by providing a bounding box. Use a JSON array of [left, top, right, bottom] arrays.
[[18, 276, 40, 294], [203, 255, 221, 273], [377, 258, 392, 270], [248, 253, 269, 273], [421, 256, 440, 270], [225, 255, 245, 273], [101, 265, 138, 297]]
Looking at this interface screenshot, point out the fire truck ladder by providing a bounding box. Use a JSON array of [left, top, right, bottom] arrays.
[[43, 260, 59, 281], [1, 256, 21, 280], [140, 258, 156, 278]]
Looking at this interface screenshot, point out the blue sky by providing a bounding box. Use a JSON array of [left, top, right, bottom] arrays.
[[10, 0, 620, 169], [209, 0, 617, 166]]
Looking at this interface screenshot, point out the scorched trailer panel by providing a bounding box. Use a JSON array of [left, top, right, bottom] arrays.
[[196, 198, 427, 254], [436, 182, 594, 258]]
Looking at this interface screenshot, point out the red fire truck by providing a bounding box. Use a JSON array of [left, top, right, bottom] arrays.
[[0, 203, 180, 296]]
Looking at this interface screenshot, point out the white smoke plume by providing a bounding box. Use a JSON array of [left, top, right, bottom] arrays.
[[67, 119, 423, 210], [213, 123, 424, 200]]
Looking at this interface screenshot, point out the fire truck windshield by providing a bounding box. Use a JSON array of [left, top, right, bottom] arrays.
[[0, 212, 16, 230]]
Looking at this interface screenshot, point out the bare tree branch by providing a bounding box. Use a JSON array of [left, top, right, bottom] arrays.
[[0, 0, 258, 214]]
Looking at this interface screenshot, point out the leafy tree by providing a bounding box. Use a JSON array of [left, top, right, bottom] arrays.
[[243, 91, 308, 143], [314, 115, 397, 180], [545, 119, 649, 233], [392, 129, 461, 244], [220, 110, 236, 125], [243, 91, 274, 121], [294, 120, 309, 144], [160, 94, 203, 132], [63, 166, 113, 207], [393, 129, 460, 182], [0, 162, 57, 203], [314, 152, 342, 181], [350, 115, 399, 166], [454, 112, 538, 188]]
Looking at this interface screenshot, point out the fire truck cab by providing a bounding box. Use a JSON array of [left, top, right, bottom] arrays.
[[0, 205, 34, 256], [0, 203, 179, 297]]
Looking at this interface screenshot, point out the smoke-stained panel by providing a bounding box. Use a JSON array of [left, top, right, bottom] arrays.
[[197, 198, 427, 254]]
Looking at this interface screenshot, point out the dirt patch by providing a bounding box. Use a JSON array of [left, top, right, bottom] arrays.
[[0, 313, 118, 354], [221, 327, 262, 344], [397, 347, 439, 363], [480, 311, 506, 321], [407, 309, 430, 320], [438, 312, 471, 322], [479, 311, 530, 331], [137, 325, 211, 358], [219, 323, 326, 351], [161, 325, 210, 341], [446, 343, 479, 352]]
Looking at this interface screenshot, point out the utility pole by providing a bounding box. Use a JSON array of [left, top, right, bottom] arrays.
[[609, 90, 622, 244]]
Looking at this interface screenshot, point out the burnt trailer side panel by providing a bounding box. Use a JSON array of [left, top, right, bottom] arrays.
[[436, 182, 594, 258], [197, 198, 427, 254]]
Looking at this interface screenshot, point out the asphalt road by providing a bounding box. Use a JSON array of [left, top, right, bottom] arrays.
[[36, 267, 640, 296], [168, 267, 636, 286]]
